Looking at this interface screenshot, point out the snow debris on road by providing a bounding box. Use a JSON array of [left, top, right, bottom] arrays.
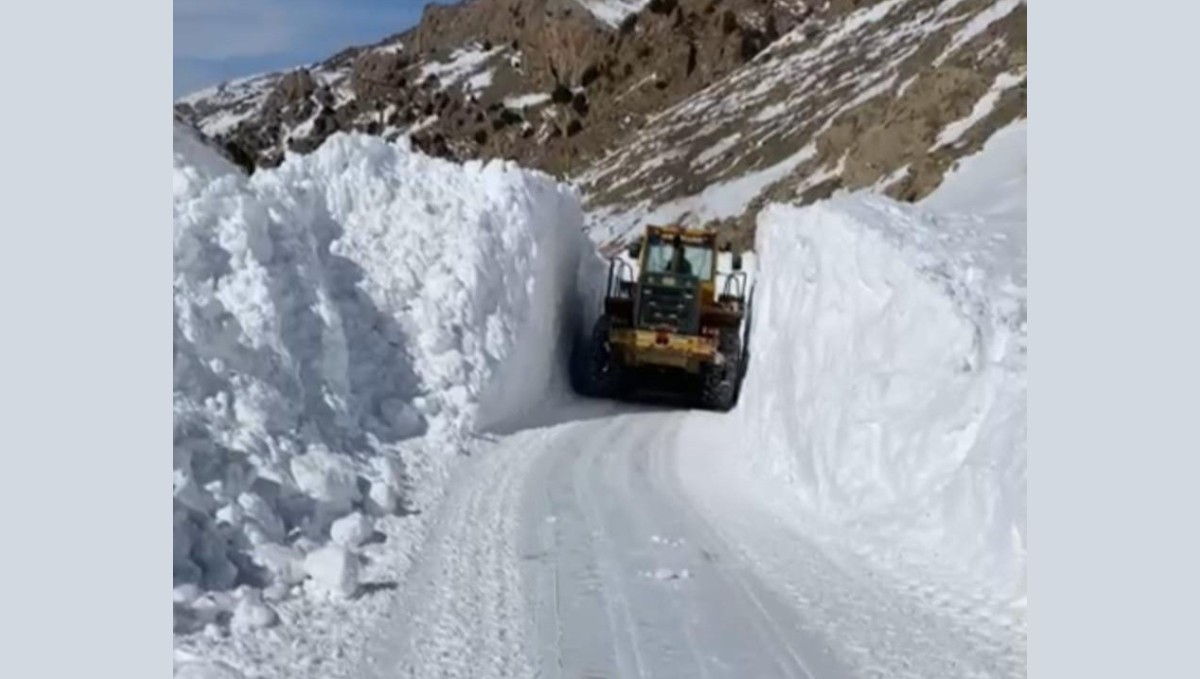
[[645, 567, 692, 581]]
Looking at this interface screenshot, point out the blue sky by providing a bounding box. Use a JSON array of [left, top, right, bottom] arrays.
[[174, 0, 429, 98]]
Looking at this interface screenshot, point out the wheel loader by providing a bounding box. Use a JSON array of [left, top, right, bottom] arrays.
[[573, 225, 751, 412]]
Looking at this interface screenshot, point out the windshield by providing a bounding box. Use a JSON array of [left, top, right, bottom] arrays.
[[643, 243, 714, 279]]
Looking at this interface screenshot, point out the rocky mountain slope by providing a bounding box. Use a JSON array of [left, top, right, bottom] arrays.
[[174, 0, 1025, 246]]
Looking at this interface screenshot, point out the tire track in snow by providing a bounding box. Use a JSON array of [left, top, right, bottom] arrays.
[[635, 416, 828, 679], [646, 427, 824, 679], [571, 425, 653, 678], [363, 401, 1010, 679], [674, 415, 1024, 678], [360, 432, 544, 679], [611, 428, 713, 679], [516, 409, 847, 678]]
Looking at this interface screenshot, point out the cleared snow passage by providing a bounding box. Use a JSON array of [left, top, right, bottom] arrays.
[[174, 112, 1025, 678], [934, 70, 1025, 149], [355, 146, 1024, 678], [356, 404, 1023, 679]]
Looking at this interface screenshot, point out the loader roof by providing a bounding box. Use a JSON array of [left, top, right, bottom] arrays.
[[644, 224, 717, 245]]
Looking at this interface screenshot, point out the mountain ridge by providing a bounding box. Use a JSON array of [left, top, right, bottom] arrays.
[[174, 0, 1026, 247]]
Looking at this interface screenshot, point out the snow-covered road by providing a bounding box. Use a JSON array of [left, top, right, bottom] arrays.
[[361, 401, 1022, 679], [173, 121, 1025, 679], [519, 408, 851, 679]]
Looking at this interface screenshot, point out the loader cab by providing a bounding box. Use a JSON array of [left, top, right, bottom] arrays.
[[643, 236, 713, 280], [621, 226, 722, 335], [628, 228, 718, 281], [628, 231, 742, 278]]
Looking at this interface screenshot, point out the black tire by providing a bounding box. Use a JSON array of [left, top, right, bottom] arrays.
[[734, 285, 754, 401], [584, 316, 624, 399], [701, 328, 740, 412], [567, 317, 593, 396]]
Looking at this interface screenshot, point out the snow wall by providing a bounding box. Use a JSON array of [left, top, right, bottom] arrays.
[[737, 151, 1026, 601], [173, 122, 603, 611]]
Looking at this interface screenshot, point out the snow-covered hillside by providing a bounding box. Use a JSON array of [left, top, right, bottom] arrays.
[[173, 120, 601, 651], [581, 0, 1026, 244]]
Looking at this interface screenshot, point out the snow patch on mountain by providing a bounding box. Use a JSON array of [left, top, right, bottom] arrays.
[[418, 43, 505, 91], [589, 143, 818, 242], [934, 70, 1026, 150], [575, 0, 652, 28]]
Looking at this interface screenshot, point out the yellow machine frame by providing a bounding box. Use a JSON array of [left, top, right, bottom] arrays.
[[609, 225, 727, 374]]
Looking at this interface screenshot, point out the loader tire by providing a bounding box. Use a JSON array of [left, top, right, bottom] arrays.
[[701, 329, 740, 412], [735, 284, 754, 400], [585, 316, 624, 399]]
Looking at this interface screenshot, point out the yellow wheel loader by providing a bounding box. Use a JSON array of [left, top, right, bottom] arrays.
[[574, 225, 751, 411]]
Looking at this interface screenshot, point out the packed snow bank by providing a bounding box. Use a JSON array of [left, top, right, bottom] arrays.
[[736, 176, 1026, 600], [172, 119, 244, 194], [173, 121, 599, 626]]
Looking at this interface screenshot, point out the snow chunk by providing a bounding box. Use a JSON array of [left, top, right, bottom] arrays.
[[643, 567, 692, 580], [330, 511, 374, 547], [252, 543, 307, 586], [303, 545, 359, 599], [237, 491, 285, 544], [290, 446, 361, 511], [173, 583, 202, 606], [231, 589, 278, 632]]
